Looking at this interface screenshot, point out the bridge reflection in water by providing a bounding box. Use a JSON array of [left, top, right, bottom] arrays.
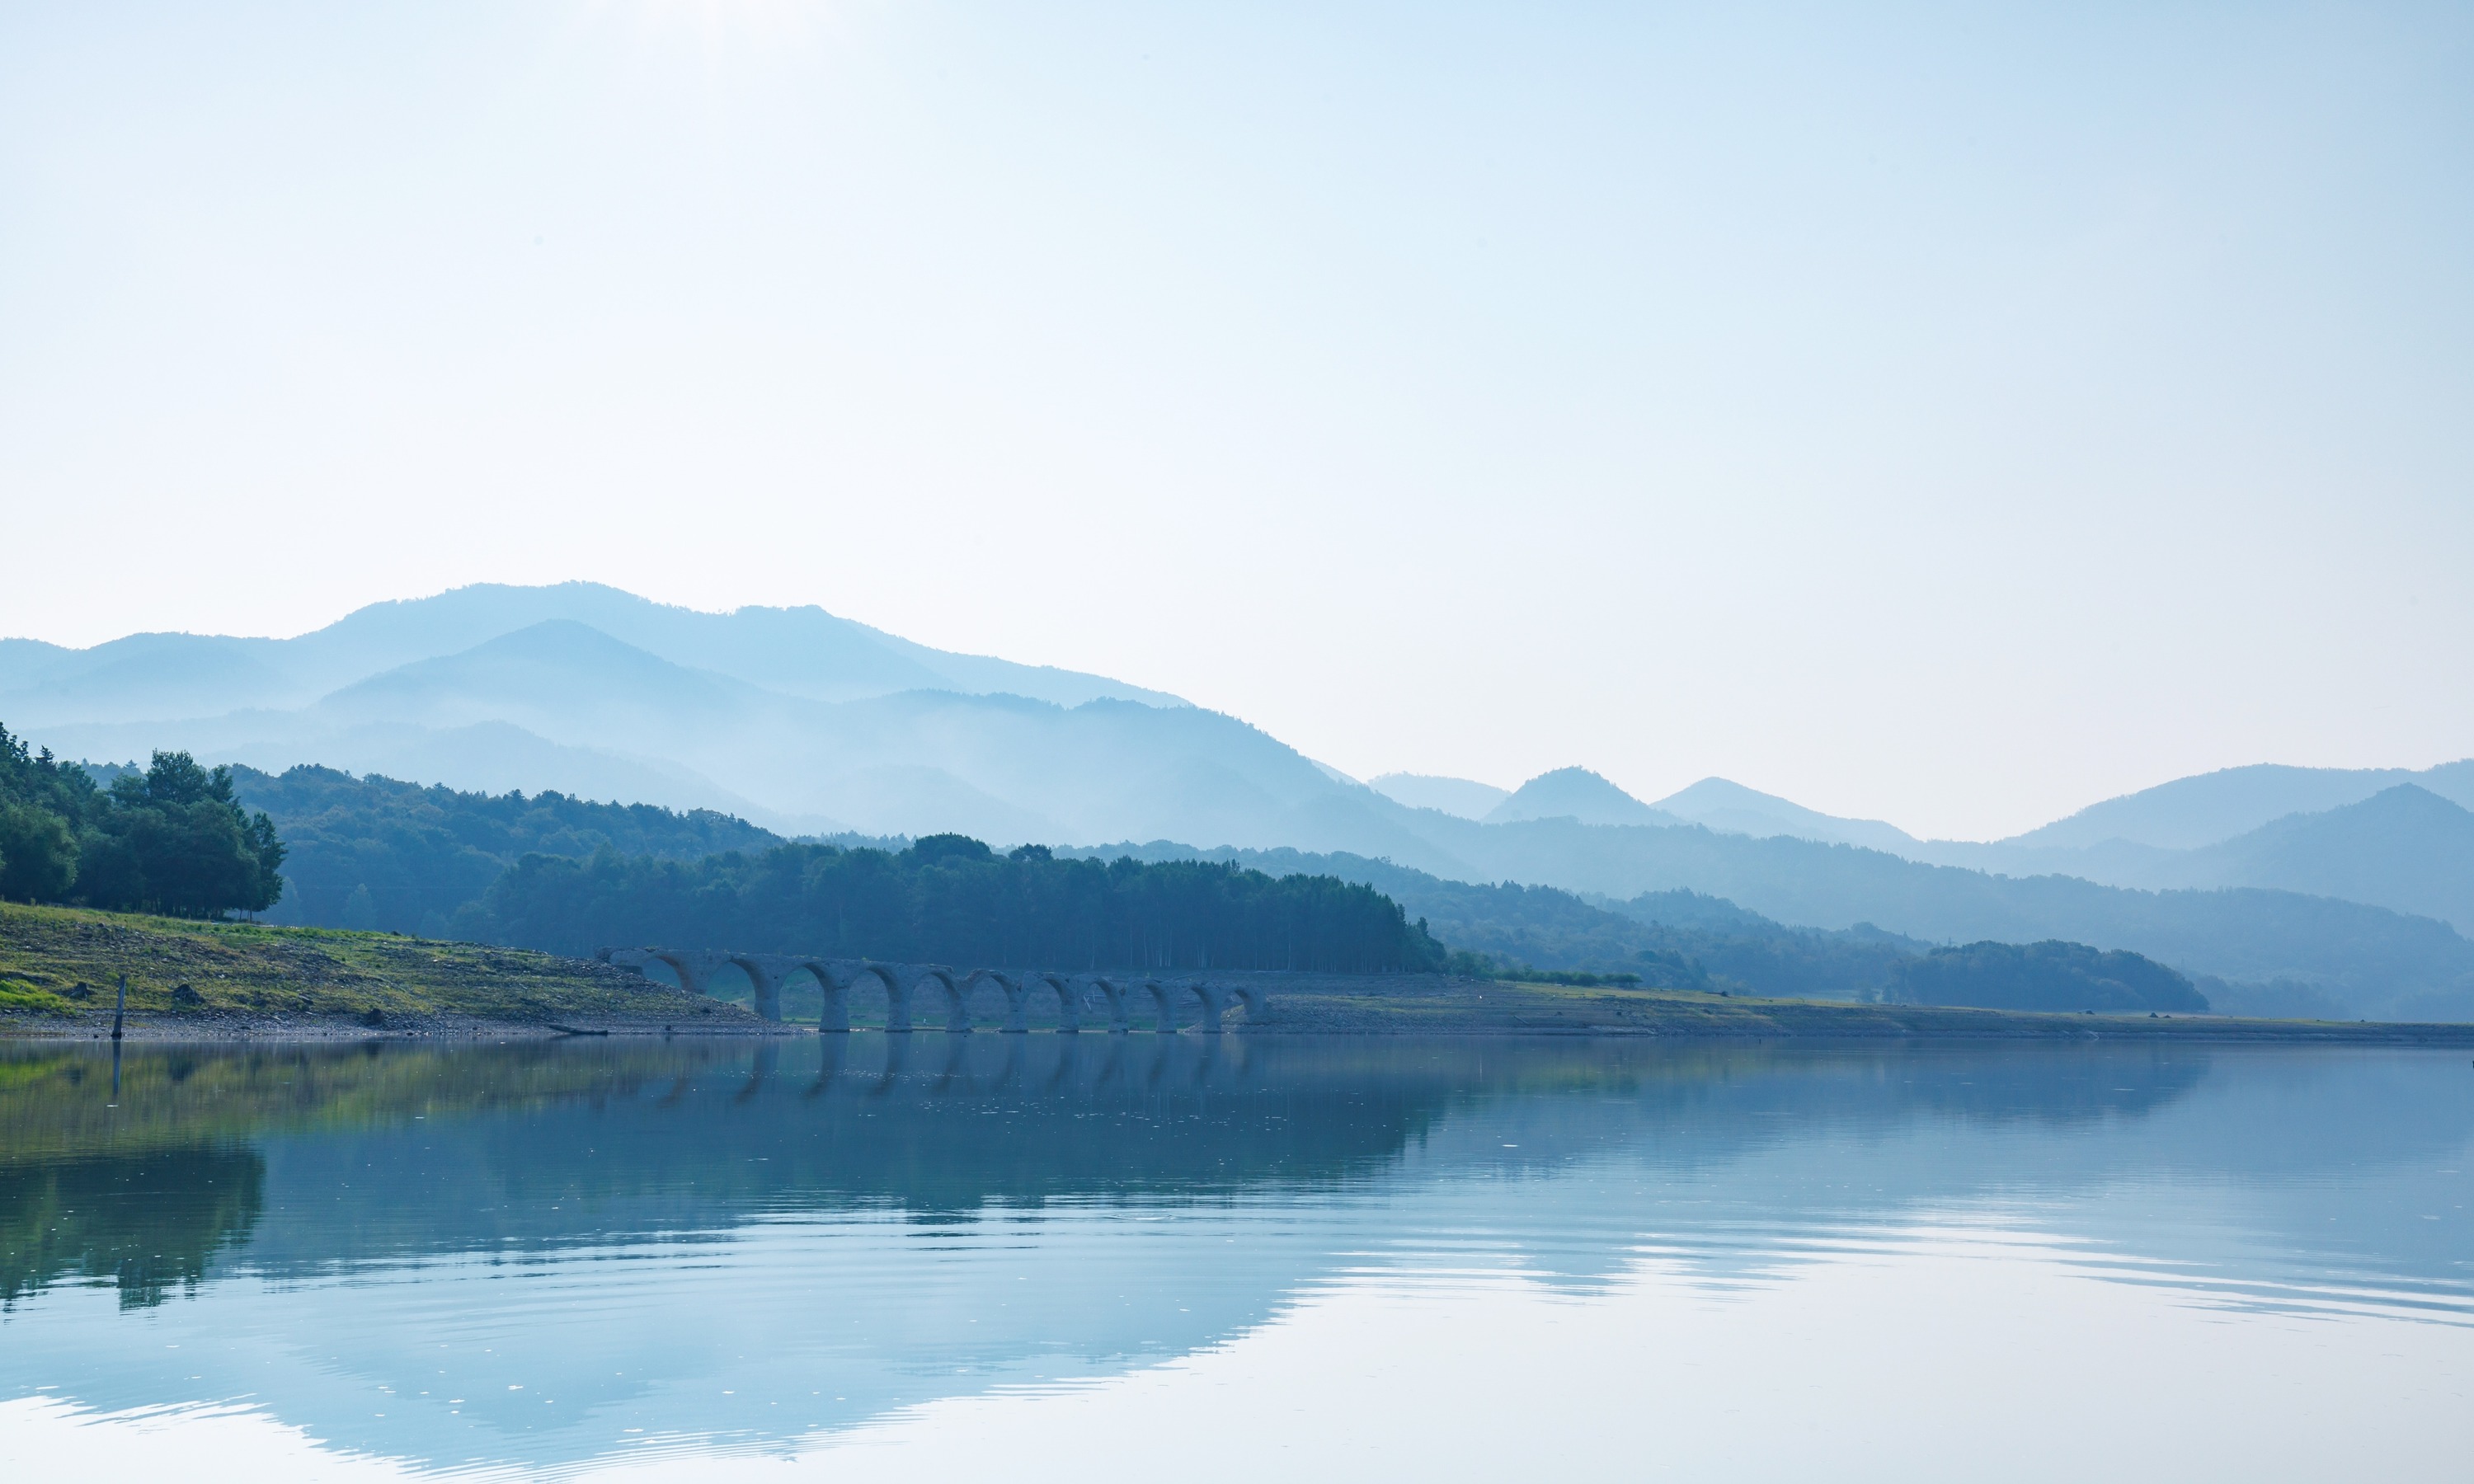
[[598, 946, 1269, 1032]]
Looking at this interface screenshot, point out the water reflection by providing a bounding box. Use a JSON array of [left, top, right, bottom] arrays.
[[0, 1036, 2467, 1477]]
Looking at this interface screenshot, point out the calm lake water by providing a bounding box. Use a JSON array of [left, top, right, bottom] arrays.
[[2, 1035, 2467, 1481]]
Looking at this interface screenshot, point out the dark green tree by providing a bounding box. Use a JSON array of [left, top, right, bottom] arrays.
[[75, 752, 287, 917], [0, 797, 78, 901], [0, 722, 92, 902]]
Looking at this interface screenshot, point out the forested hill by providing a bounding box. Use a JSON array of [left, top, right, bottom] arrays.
[[464, 835, 1445, 974], [228, 765, 785, 937]]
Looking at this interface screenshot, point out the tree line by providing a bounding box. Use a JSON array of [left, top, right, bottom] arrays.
[[1891, 940, 2208, 1013], [0, 724, 286, 917], [463, 834, 1449, 973]]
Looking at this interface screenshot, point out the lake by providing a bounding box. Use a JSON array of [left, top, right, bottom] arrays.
[[2, 1035, 2467, 1481]]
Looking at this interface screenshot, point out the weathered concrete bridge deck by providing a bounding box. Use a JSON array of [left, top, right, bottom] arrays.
[[597, 947, 1268, 1033]]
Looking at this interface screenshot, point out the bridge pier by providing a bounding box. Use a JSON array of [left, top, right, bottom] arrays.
[[1036, 973, 1080, 1034], [809, 965, 852, 1033], [1142, 979, 1176, 1035], [877, 965, 915, 1033], [734, 956, 783, 1022], [1089, 977, 1131, 1033]]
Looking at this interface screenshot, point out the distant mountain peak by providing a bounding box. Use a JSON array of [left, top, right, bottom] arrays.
[[1484, 768, 1673, 828], [1651, 777, 1918, 852]]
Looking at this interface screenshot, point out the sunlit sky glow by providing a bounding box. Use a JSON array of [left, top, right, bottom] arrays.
[[2, 1, 2468, 838]]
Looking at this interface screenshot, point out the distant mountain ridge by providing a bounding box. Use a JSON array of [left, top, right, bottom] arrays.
[[12, 585, 1205, 836], [2074, 786, 2474, 933], [1428, 760, 2474, 938], [0, 582, 1184, 726], [12, 582, 2474, 1020], [2001, 762, 2474, 851]]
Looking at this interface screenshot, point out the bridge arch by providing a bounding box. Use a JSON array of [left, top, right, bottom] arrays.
[[810, 962, 920, 1031], [1137, 979, 1230, 1035], [1191, 982, 1230, 1035], [790, 960, 857, 1032], [1087, 976, 1133, 1034], [646, 951, 705, 998], [1140, 979, 1177, 1034], [911, 968, 970, 1033], [860, 963, 915, 1031], [1226, 984, 1268, 1030], [1030, 972, 1080, 1033], [962, 969, 1030, 1033], [728, 955, 782, 1021]]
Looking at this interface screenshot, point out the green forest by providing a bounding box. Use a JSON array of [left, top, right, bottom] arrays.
[[464, 834, 1448, 973], [0, 725, 285, 917]]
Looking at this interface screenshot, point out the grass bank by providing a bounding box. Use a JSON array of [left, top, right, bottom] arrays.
[[0, 902, 759, 1037]]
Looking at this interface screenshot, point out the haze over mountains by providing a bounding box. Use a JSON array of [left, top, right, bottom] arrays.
[[10, 582, 2474, 1019]]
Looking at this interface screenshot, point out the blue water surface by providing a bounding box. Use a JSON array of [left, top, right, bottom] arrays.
[[1, 1036, 2467, 1481]]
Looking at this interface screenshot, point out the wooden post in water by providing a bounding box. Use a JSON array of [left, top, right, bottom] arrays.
[[110, 974, 126, 1099]]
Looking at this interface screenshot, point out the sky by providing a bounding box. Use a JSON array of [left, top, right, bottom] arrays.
[[2, 1, 2469, 841]]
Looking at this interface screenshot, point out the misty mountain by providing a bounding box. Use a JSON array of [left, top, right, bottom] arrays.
[[1587, 760, 2474, 883], [0, 582, 1181, 731], [1903, 783, 2474, 932], [1367, 773, 1511, 820], [25, 606, 1447, 856], [1482, 768, 1680, 828], [2147, 786, 2474, 932], [1649, 777, 1921, 852], [1995, 760, 2474, 852], [1616, 766, 2474, 942]]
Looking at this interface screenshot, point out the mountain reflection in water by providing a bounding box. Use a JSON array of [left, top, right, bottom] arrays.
[[0, 1036, 2467, 1478]]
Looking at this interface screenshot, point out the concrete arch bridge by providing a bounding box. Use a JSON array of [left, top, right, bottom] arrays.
[[598, 947, 1268, 1034]]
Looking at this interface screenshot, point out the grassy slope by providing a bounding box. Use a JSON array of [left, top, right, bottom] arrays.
[[0, 902, 754, 1032]]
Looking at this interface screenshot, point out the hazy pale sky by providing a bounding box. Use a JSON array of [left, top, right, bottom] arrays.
[[2, 1, 2468, 839]]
